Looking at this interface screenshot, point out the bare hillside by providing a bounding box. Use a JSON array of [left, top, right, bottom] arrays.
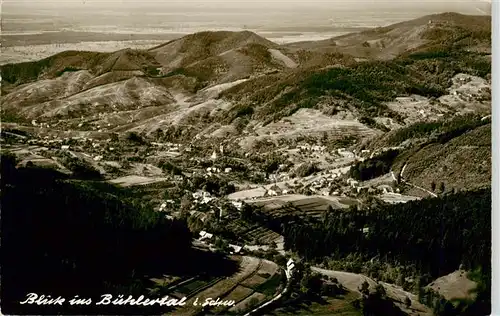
[[149, 30, 279, 68], [284, 12, 491, 60], [0, 13, 491, 151], [4, 77, 175, 120]]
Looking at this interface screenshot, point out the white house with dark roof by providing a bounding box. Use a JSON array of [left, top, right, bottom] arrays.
[[285, 258, 296, 278], [199, 231, 214, 241]]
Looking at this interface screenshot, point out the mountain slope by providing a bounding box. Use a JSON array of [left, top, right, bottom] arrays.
[[149, 30, 279, 68], [0, 13, 491, 149], [284, 12, 491, 60], [361, 114, 491, 195], [152, 32, 299, 88], [5, 77, 175, 121]]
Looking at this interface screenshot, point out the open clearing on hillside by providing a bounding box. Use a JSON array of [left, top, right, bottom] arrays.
[[311, 267, 431, 315], [426, 270, 477, 301], [385, 95, 449, 125], [268, 48, 298, 68], [199, 79, 250, 99], [239, 108, 379, 149], [109, 175, 169, 187], [255, 108, 377, 138]]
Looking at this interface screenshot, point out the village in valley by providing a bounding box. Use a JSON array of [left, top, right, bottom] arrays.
[[2, 124, 433, 315], [1, 6, 492, 315], [2, 123, 432, 257]]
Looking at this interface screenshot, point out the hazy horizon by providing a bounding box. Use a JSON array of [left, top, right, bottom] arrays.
[[2, 0, 491, 34], [1, 0, 491, 64]]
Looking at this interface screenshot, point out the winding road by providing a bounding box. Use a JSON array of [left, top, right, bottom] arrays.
[[391, 163, 437, 198]]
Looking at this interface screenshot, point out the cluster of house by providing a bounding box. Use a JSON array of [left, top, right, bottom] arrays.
[[31, 120, 51, 128], [151, 142, 181, 153], [198, 230, 243, 255], [205, 166, 233, 176], [451, 90, 480, 102], [306, 173, 343, 195], [269, 171, 291, 183], [297, 145, 327, 152], [26, 138, 64, 147], [27, 135, 115, 150], [192, 190, 216, 204], [337, 148, 355, 159], [198, 228, 296, 277], [455, 74, 473, 85], [156, 197, 224, 221], [346, 177, 400, 195], [260, 167, 350, 198], [264, 185, 293, 197], [158, 200, 175, 212], [23, 136, 117, 166]]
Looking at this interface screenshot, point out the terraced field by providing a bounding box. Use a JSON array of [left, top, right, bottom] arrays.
[[229, 292, 267, 314], [248, 194, 351, 220], [244, 226, 283, 244], [170, 256, 282, 316], [224, 220, 282, 245], [239, 109, 381, 150]]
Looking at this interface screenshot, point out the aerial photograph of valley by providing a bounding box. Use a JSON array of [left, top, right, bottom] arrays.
[[0, 0, 493, 315]]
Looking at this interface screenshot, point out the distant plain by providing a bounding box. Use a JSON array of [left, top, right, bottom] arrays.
[[0, 1, 490, 64]]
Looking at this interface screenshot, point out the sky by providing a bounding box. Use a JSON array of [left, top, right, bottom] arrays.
[[2, 0, 490, 33], [3, 0, 492, 10]]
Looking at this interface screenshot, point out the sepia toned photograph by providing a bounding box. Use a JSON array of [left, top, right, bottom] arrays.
[[0, 0, 493, 315]]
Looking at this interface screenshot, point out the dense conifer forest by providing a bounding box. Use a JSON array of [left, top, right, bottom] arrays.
[[281, 188, 491, 315], [1, 154, 238, 315]]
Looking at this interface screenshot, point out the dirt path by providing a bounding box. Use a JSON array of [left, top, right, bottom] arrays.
[[391, 164, 437, 198], [399, 163, 437, 198]]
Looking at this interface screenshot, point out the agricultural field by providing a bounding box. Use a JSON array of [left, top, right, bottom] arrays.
[[248, 194, 354, 220], [223, 219, 283, 246], [162, 256, 283, 316], [269, 291, 363, 316]]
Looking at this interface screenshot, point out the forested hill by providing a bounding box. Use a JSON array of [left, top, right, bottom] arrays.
[[284, 189, 490, 273], [0, 154, 194, 315], [282, 188, 491, 314]]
